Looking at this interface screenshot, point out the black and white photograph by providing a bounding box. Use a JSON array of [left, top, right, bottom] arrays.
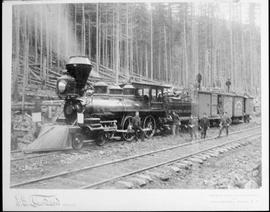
[[3, 0, 269, 210]]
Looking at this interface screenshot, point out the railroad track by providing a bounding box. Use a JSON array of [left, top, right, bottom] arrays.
[[10, 126, 261, 189], [11, 151, 57, 162], [10, 123, 260, 162]]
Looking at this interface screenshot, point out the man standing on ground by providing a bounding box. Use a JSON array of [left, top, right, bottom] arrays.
[[132, 111, 145, 142], [199, 112, 210, 139], [188, 114, 198, 141], [217, 112, 232, 138], [171, 111, 181, 136]]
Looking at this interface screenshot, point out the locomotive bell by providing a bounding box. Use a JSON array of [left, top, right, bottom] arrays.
[[66, 56, 92, 91]]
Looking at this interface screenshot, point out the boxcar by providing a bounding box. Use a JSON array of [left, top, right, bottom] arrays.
[[222, 94, 234, 118], [243, 96, 254, 122], [195, 91, 220, 126], [232, 95, 245, 121], [198, 91, 211, 117]]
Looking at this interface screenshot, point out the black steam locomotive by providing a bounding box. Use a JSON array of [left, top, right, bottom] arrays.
[[56, 56, 192, 149], [56, 56, 254, 149]]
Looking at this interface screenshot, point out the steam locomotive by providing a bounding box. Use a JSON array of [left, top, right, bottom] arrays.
[[56, 56, 192, 149], [56, 56, 254, 149]]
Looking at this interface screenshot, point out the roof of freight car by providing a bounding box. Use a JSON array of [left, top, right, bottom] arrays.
[[197, 90, 235, 96]]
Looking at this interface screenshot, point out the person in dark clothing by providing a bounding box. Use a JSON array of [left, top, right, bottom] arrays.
[[171, 111, 181, 136], [217, 112, 232, 138], [132, 111, 145, 142], [199, 112, 210, 139]]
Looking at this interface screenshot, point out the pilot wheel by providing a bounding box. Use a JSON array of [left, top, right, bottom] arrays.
[[71, 133, 84, 150], [95, 132, 107, 146]]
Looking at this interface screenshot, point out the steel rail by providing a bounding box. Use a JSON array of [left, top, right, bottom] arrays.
[[11, 152, 58, 162], [10, 126, 260, 188], [80, 133, 261, 189], [10, 124, 260, 162]]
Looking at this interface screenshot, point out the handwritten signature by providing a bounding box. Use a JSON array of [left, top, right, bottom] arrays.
[[15, 194, 60, 207]]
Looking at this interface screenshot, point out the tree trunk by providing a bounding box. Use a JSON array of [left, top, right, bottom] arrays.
[[96, 3, 99, 72], [164, 24, 168, 82], [126, 4, 129, 76], [145, 44, 148, 78], [13, 7, 20, 101], [22, 13, 29, 111], [81, 4, 86, 55], [40, 7, 43, 78], [115, 4, 120, 83], [150, 3, 153, 81], [88, 16, 91, 59], [183, 13, 189, 87]]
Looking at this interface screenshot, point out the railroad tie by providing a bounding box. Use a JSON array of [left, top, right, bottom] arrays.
[[224, 145, 235, 150], [216, 148, 228, 153], [175, 162, 190, 170], [198, 153, 212, 159], [136, 174, 154, 182], [168, 165, 181, 173], [128, 177, 147, 187], [115, 181, 134, 189], [188, 157, 204, 164], [146, 171, 170, 181], [206, 150, 220, 157], [193, 154, 208, 161], [180, 160, 193, 167]]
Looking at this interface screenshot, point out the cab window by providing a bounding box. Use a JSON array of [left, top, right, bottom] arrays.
[[157, 89, 163, 102], [151, 89, 157, 101], [109, 89, 123, 95], [123, 88, 135, 95], [142, 88, 150, 102], [135, 88, 143, 96]]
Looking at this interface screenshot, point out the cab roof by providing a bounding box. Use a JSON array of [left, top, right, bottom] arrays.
[[122, 84, 135, 89], [109, 85, 123, 90], [94, 81, 108, 87], [120, 80, 171, 89]]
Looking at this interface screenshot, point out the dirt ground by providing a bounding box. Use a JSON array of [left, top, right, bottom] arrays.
[[143, 136, 261, 189], [10, 118, 261, 186]]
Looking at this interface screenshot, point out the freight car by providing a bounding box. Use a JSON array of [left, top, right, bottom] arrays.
[[192, 89, 253, 125], [243, 94, 254, 122], [56, 56, 192, 149]]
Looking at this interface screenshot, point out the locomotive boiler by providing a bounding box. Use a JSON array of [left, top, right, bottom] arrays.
[[56, 56, 192, 149]]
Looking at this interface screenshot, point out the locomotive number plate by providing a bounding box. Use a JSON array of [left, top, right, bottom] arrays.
[[77, 113, 84, 124]]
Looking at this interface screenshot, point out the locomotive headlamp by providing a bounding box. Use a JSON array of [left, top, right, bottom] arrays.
[[58, 80, 67, 93], [75, 102, 83, 113]]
